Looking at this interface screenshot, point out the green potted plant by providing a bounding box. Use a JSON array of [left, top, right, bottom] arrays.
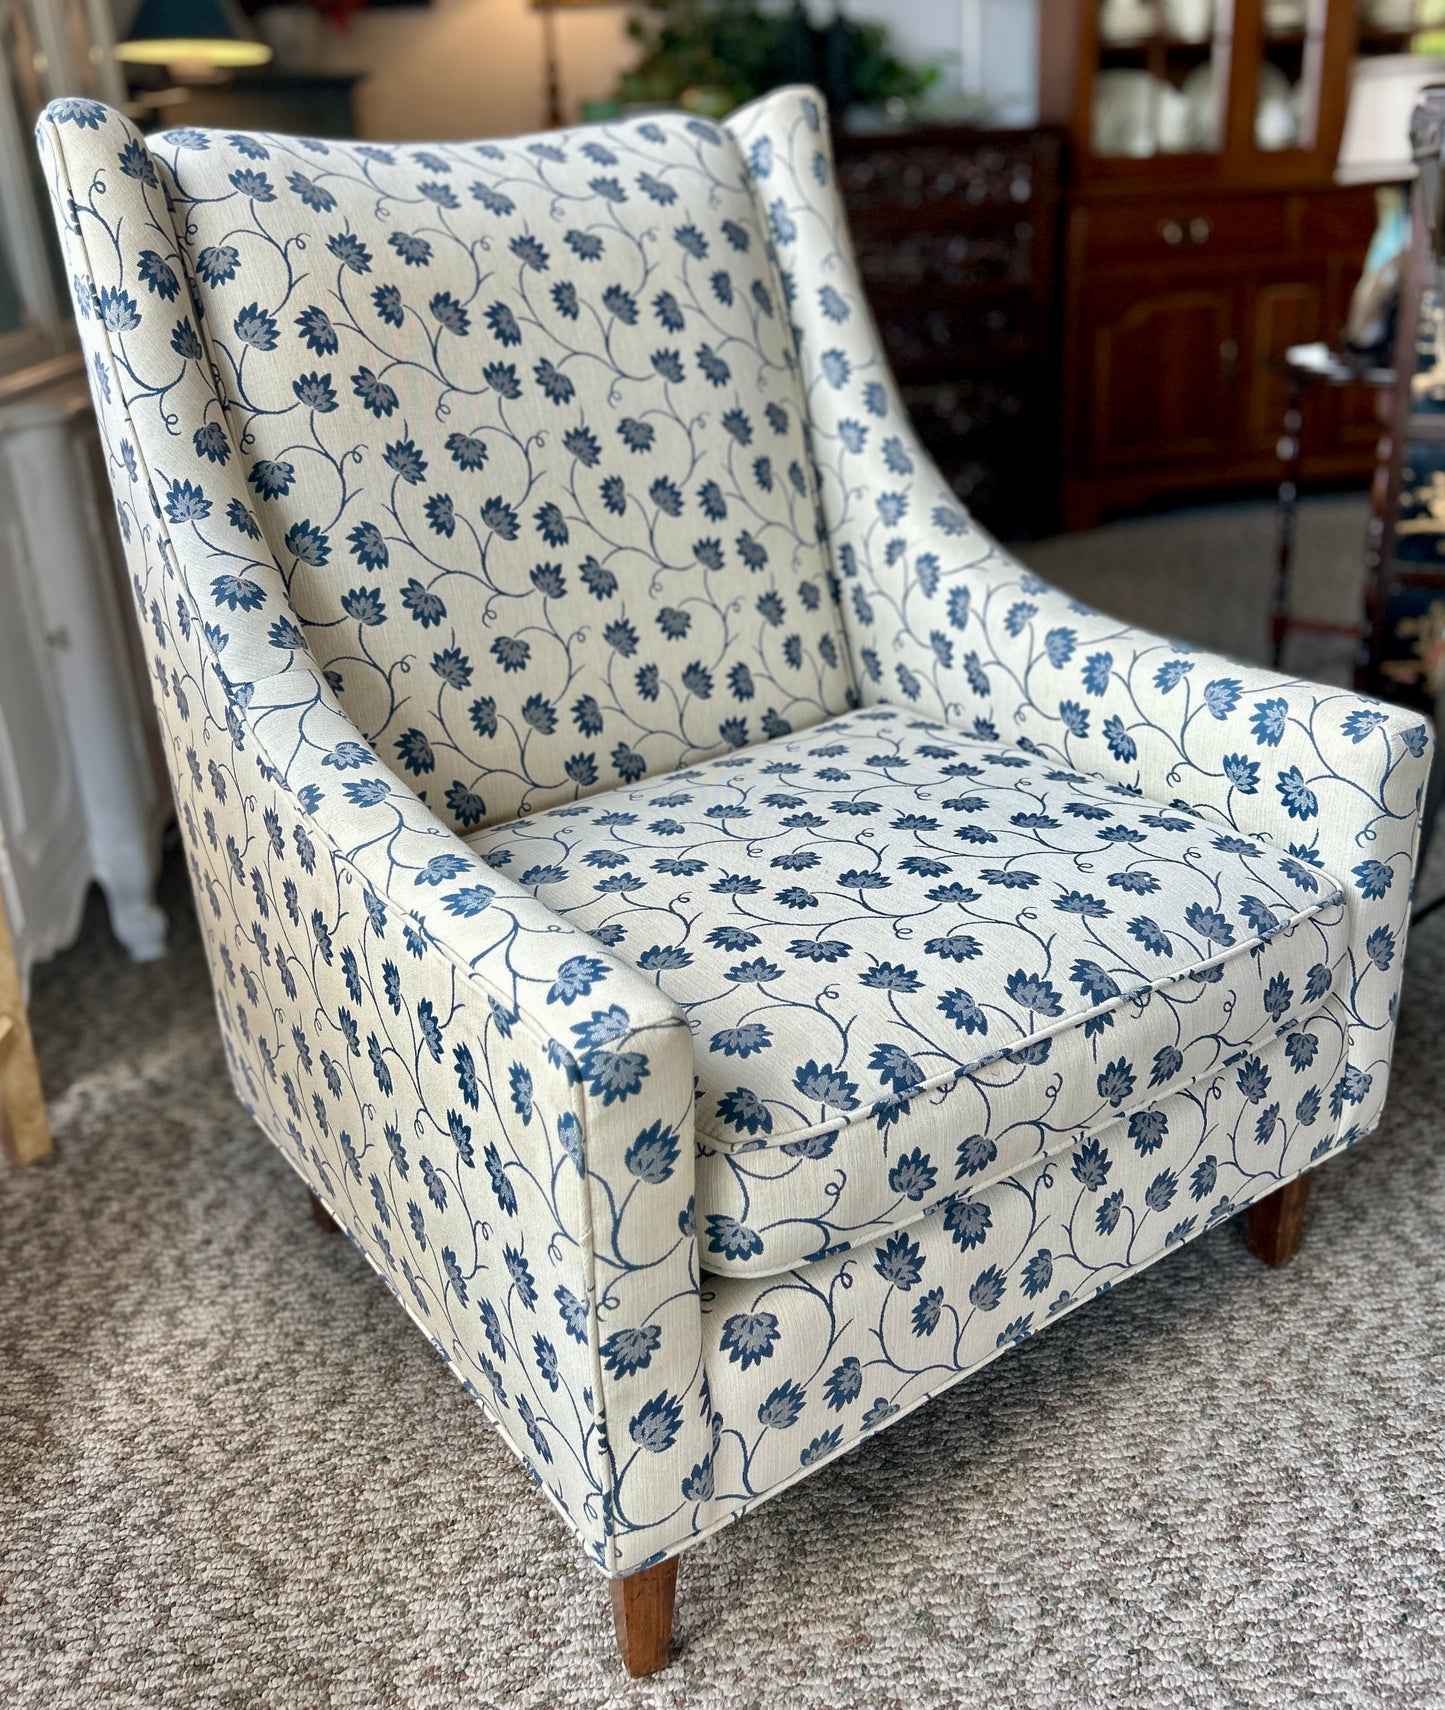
[[611, 0, 938, 120]]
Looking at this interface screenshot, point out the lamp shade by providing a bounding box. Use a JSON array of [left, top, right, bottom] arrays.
[[116, 0, 272, 70], [1337, 54, 1445, 185]]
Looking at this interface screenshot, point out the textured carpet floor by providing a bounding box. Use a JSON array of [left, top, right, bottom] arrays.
[[5, 496, 1445, 1710]]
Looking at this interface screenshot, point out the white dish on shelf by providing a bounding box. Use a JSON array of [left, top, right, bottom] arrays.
[[1361, 0, 1419, 29], [1156, 82, 1190, 150], [1092, 69, 1157, 156], [1255, 60, 1300, 149], [1157, 83, 1194, 151], [1164, 0, 1215, 42], [1262, 0, 1309, 31], [1098, 0, 1157, 44], [1181, 62, 1220, 151]]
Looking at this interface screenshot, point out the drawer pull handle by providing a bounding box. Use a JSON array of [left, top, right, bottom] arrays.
[[1158, 217, 1213, 248]]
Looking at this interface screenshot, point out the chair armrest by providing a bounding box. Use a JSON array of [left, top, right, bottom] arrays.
[[730, 84, 1436, 1141], [946, 590, 1433, 1069], [943, 572, 1434, 1137], [230, 666, 713, 1574], [38, 100, 712, 1572]]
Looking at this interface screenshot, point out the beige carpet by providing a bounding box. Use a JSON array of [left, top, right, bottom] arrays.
[[4, 496, 1445, 1710]]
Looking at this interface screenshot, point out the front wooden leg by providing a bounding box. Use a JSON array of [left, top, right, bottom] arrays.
[[309, 1189, 340, 1233], [1247, 1174, 1312, 1268], [609, 1557, 678, 1678]]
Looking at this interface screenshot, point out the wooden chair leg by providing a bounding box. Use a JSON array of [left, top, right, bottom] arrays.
[[0, 880, 52, 1166], [1247, 1174, 1313, 1269], [609, 1557, 678, 1678], [309, 1188, 340, 1233]]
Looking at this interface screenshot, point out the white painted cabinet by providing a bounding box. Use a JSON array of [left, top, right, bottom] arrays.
[[0, 372, 168, 994]]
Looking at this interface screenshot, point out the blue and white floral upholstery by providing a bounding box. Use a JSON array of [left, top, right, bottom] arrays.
[[38, 86, 1433, 1583], [467, 707, 1353, 1276]]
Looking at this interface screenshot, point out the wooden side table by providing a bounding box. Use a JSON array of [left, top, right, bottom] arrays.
[[1271, 341, 1394, 670], [0, 848, 51, 1166]]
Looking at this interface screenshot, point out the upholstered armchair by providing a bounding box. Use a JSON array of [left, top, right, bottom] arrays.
[[39, 88, 1433, 1677]]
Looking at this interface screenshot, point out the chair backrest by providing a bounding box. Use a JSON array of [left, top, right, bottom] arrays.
[[41, 99, 855, 833]]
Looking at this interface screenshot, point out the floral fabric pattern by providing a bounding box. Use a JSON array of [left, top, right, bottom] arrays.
[[37, 85, 1432, 1584], [468, 705, 1351, 1274], [698, 990, 1355, 1529], [88, 104, 854, 835], [729, 88, 1433, 1157]]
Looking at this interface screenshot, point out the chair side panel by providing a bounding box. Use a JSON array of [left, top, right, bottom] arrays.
[[37, 101, 630, 1567]]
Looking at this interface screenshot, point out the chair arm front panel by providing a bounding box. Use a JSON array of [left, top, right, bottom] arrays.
[[727, 86, 1436, 1145], [240, 674, 711, 1573], [39, 99, 712, 1575]]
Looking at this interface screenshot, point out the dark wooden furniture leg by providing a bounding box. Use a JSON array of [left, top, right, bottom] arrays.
[[1270, 367, 1304, 670], [309, 1188, 340, 1233], [1418, 682, 1444, 872], [1247, 1174, 1312, 1268], [610, 1557, 678, 1678]]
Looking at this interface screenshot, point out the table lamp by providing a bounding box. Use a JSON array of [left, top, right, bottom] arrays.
[[116, 0, 272, 84]]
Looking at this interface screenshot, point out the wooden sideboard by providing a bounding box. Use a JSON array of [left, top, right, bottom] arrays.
[[835, 125, 1065, 541], [1059, 182, 1380, 529]]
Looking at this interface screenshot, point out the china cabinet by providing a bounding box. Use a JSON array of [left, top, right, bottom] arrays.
[[1042, 0, 1419, 527], [1358, 81, 1445, 715]]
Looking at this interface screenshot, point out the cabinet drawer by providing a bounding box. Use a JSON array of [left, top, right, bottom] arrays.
[[1080, 197, 1290, 266], [1298, 190, 1379, 254]]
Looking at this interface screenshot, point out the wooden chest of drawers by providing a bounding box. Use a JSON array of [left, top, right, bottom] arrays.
[[835, 126, 1064, 541]]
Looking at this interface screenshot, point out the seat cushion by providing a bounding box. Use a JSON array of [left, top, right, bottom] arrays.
[[466, 706, 1351, 1276], [147, 112, 855, 834]]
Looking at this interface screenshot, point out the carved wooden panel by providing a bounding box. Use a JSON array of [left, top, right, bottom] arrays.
[[836, 125, 1063, 539], [836, 143, 1037, 215], [854, 225, 1037, 293]]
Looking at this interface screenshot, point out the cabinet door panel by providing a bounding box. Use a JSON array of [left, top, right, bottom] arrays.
[[1083, 282, 1236, 470], [1245, 276, 1324, 456]]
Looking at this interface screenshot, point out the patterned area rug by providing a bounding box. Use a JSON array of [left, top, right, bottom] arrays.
[[4, 496, 1444, 1710]]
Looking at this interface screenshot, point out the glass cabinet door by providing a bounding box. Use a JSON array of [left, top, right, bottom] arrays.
[[1060, 0, 1427, 176], [1229, 0, 1357, 177], [1252, 0, 1326, 154], [1090, 0, 1234, 160]]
